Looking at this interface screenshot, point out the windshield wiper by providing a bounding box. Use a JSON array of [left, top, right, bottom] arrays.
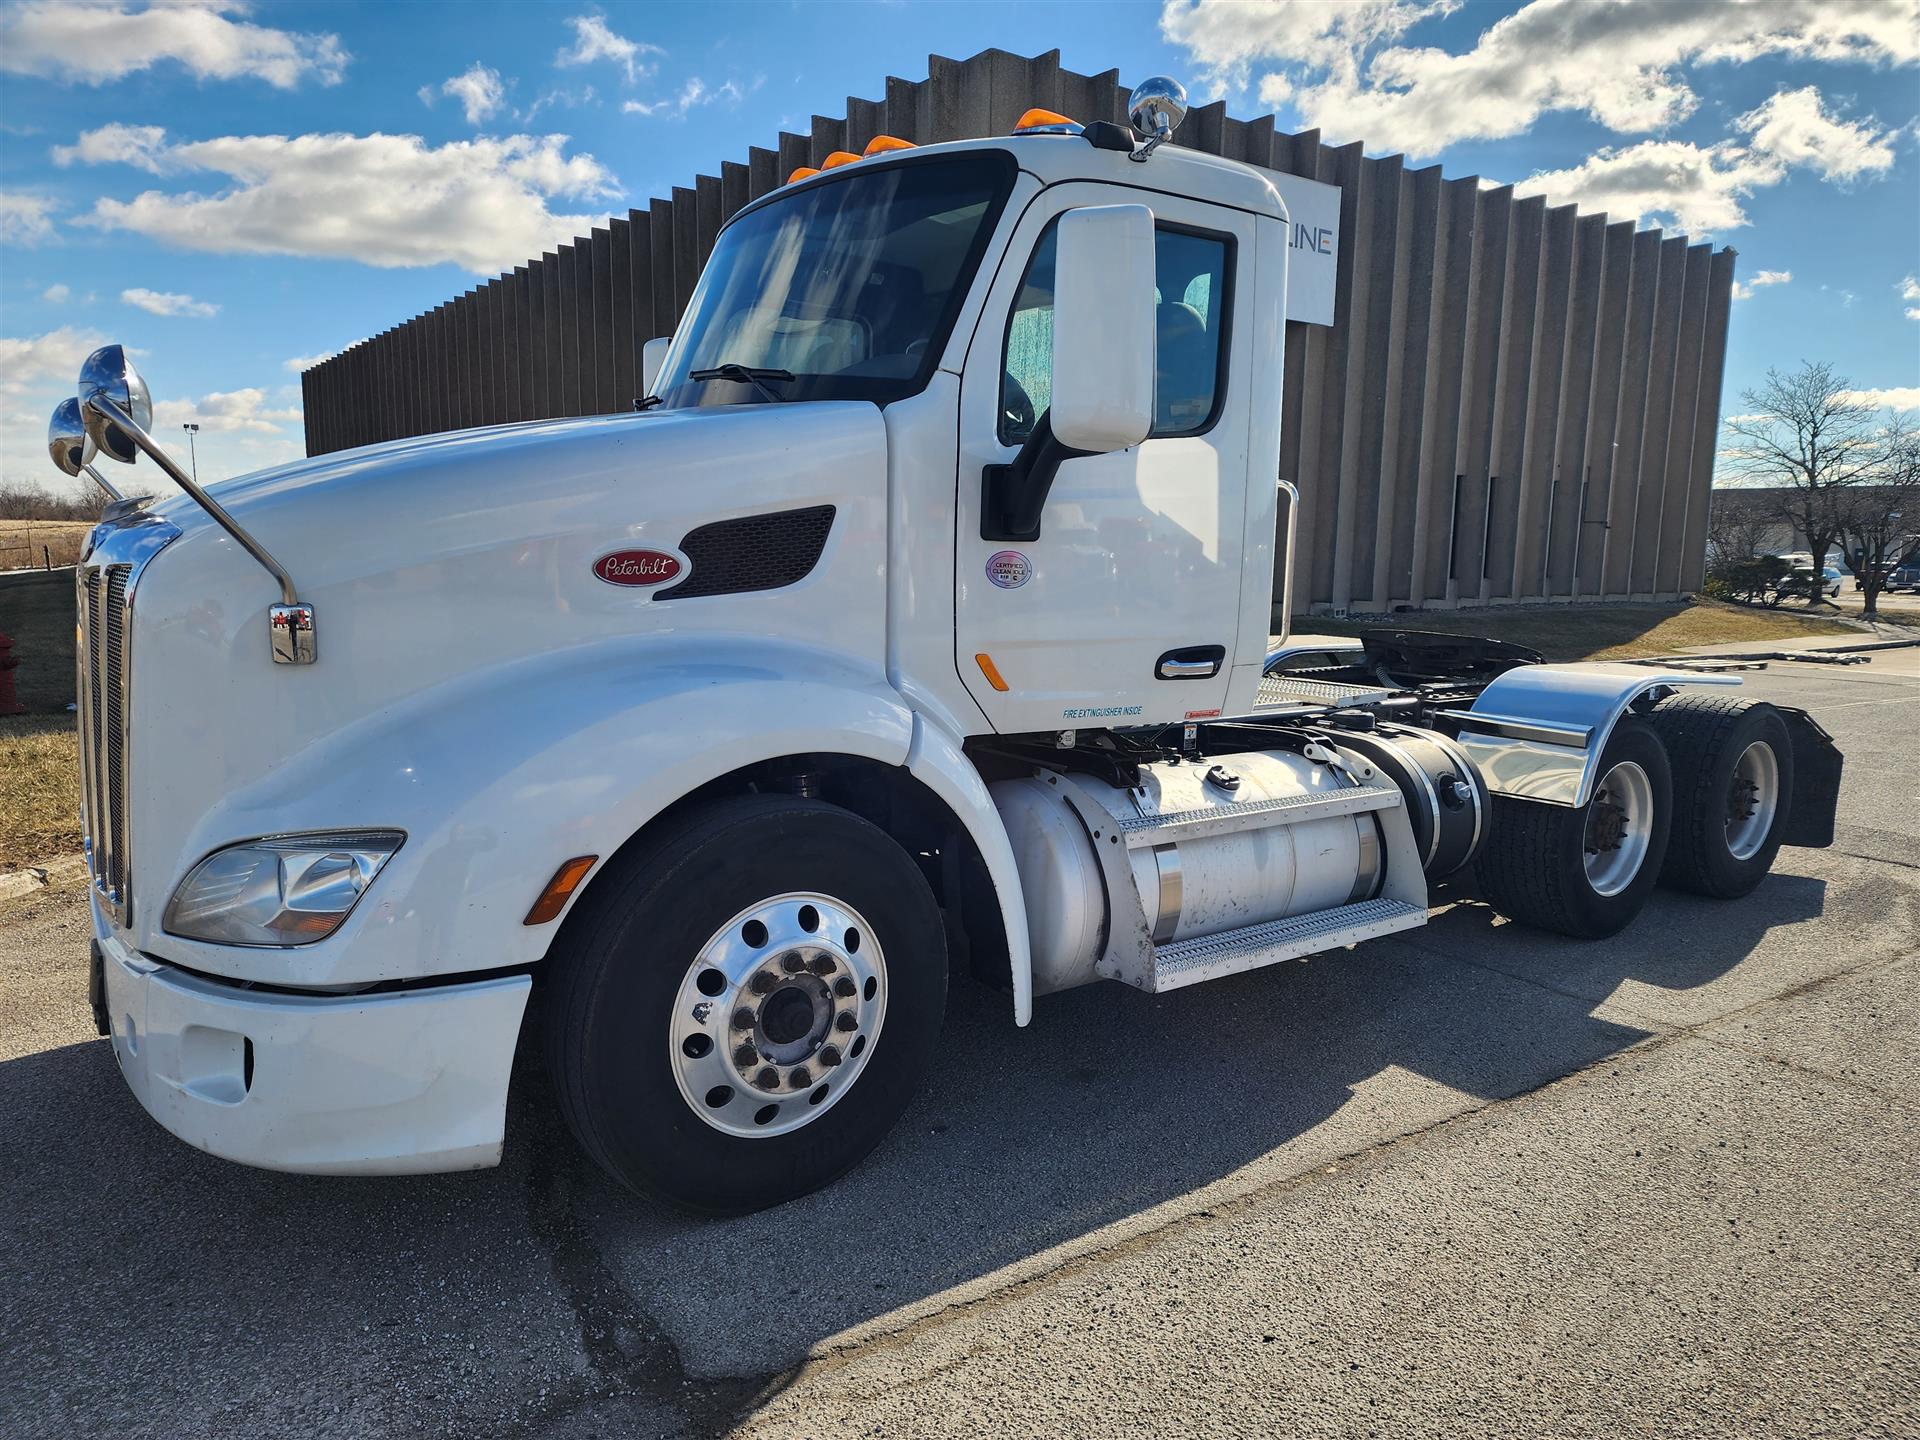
[[689, 363, 795, 403]]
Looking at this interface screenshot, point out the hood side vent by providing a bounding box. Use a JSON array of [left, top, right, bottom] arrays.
[[655, 505, 836, 602]]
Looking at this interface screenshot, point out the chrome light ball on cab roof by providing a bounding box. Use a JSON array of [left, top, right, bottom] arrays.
[[1128, 75, 1188, 157], [47, 396, 96, 478], [76, 342, 152, 464]]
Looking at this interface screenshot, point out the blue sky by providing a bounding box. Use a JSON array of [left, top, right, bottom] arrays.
[[2, 0, 1916, 497]]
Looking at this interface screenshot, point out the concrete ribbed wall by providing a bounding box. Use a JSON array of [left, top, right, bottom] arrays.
[[300, 47, 1735, 612]]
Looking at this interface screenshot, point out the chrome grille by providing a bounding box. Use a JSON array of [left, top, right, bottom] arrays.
[[77, 562, 133, 921]]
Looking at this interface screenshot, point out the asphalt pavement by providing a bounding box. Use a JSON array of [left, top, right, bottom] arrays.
[[2, 653, 1915, 1438]]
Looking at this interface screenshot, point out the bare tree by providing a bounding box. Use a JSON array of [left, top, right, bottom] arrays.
[[1703, 487, 1779, 566], [1833, 417, 1920, 618], [0, 479, 109, 522], [1723, 362, 1883, 604]]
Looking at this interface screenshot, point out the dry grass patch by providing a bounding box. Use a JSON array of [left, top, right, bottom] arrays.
[[1286, 599, 1860, 663], [0, 716, 80, 866], [0, 520, 91, 574]]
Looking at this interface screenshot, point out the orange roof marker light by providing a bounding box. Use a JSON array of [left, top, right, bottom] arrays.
[[1013, 107, 1083, 136], [820, 150, 862, 169], [863, 134, 914, 156], [786, 165, 819, 184]]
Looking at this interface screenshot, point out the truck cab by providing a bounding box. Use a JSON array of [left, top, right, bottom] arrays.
[[54, 81, 1841, 1212]]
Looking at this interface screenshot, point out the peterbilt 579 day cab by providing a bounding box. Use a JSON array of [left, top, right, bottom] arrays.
[[50, 79, 1841, 1213]]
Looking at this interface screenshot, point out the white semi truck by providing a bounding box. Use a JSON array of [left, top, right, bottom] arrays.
[[48, 79, 1840, 1213]]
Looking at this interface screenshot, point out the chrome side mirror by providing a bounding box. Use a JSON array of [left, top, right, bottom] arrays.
[[47, 397, 95, 477], [77, 343, 153, 464], [1127, 76, 1187, 161]]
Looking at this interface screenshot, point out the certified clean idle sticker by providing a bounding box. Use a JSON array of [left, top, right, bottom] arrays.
[[985, 550, 1032, 589]]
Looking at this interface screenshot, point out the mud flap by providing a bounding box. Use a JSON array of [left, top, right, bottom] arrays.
[[1778, 707, 1842, 847]]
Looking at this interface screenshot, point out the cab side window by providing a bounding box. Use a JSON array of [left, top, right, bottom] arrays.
[[999, 220, 1232, 446]]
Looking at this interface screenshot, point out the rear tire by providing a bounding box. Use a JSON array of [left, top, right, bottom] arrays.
[[1650, 695, 1794, 899], [1474, 718, 1673, 939], [542, 794, 947, 1214]]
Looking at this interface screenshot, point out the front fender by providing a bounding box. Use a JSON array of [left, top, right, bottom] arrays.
[[148, 635, 919, 987], [1441, 662, 1740, 807]]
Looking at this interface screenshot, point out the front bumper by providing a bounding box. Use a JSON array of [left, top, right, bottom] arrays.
[[98, 929, 531, 1175]]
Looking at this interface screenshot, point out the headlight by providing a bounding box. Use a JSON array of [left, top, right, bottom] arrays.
[[163, 830, 404, 947]]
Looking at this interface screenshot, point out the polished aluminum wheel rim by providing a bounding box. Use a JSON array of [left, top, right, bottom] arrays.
[[669, 891, 886, 1139], [1725, 741, 1780, 861], [1583, 760, 1653, 897]]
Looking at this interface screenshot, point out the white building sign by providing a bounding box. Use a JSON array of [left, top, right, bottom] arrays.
[[1273, 173, 1341, 327]]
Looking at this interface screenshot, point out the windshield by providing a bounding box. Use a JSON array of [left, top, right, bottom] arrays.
[[651, 150, 1016, 409]]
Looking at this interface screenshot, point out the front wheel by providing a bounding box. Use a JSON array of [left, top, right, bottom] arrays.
[[542, 795, 947, 1213], [1474, 718, 1673, 939]]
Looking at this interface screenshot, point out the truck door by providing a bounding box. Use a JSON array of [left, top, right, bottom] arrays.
[[954, 184, 1258, 734]]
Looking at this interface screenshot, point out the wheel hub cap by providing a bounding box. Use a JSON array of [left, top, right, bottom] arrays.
[[669, 892, 886, 1139], [1582, 761, 1654, 897]]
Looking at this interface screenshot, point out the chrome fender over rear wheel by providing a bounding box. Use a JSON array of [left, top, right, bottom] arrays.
[[1474, 718, 1674, 939], [542, 795, 947, 1214]]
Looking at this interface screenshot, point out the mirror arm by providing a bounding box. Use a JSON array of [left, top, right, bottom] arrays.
[[980, 413, 1093, 543], [79, 461, 126, 504], [87, 394, 300, 608]]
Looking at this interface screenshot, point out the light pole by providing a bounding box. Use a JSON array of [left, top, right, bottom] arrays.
[[182, 422, 200, 483]]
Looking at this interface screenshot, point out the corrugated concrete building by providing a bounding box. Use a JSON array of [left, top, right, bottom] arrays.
[[300, 47, 1736, 615]]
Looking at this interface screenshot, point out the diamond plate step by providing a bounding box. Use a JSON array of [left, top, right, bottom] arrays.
[[1117, 780, 1402, 849], [1256, 674, 1394, 709], [1138, 897, 1428, 993]]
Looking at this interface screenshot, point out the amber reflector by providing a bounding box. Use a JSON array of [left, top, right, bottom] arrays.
[[821, 150, 862, 169], [863, 134, 914, 156], [524, 855, 599, 925], [1013, 107, 1080, 133], [974, 653, 1010, 693], [786, 166, 820, 184]]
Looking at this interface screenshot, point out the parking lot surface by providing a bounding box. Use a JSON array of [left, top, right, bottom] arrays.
[[2, 653, 1916, 1438]]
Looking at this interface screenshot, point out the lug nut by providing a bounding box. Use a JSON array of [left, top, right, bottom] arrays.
[[819, 1045, 842, 1068], [750, 972, 777, 994], [809, 955, 836, 976], [732, 1006, 756, 1030], [835, 1012, 858, 1033], [832, 976, 857, 998], [733, 1044, 757, 1069], [755, 1066, 781, 1089], [781, 951, 807, 974], [789, 1067, 811, 1089]]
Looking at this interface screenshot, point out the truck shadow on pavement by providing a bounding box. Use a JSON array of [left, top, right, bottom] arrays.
[[2, 863, 1864, 1437]]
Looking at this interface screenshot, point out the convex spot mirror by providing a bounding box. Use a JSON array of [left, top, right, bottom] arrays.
[[641, 337, 671, 399], [77, 343, 153, 464], [1048, 203, 1156, 454], [47, 397, 96, 478]]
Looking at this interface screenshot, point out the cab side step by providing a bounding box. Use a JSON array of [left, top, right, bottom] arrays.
[[1116, 897, 1428, 994]]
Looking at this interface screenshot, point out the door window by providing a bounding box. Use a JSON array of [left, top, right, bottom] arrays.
[[998, 221, 1232, 445]]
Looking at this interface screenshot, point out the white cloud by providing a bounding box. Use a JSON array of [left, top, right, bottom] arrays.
[[427, 62, 508, 126], [1900, 276, 1920, 321], [0, 1, 347, 90], [622, 77, 743, 119], [1162, 0, 1917, 158], [0, 191, 58, 245], [521, 85, 596, 123], [284, 350, 336, 373], [154, 386, 300, 434], [1512, 88, 1895, 234], [0, 325, 105, 402], [121, 287, 219, 318], [557, 14, 661, 84], [1730, 268, 1792, 301], [51, 122, 170, 172], [60, 125, 620, 274], [1836, 387, 1920, 411], [41, 283, 71, 303], [1734, 86, 1895, 182]]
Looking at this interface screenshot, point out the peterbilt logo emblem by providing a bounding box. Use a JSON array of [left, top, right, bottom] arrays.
[[592, 549, 683, 586]]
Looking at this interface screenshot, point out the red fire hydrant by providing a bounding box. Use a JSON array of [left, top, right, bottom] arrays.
[[0, 629, 26, 715]]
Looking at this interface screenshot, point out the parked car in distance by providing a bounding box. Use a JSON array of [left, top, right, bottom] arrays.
[[1771, 566, 1842, 601]]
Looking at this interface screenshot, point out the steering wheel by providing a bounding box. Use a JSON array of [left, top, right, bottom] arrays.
[[1001, 371, 1035, 438]]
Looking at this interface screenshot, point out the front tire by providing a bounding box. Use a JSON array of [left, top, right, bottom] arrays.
[[542, 795, 947, 1213], [1474, 718, 1673, 939]]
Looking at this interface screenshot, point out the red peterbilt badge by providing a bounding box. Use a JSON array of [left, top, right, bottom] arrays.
[[592, 549, 682, 586]]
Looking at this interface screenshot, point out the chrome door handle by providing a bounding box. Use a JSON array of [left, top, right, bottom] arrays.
[[1158, 658, 1220, 679]]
